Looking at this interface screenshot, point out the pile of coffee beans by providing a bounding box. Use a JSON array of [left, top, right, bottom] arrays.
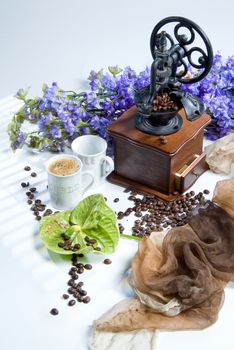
[[152, 92, 178, 112], [57, 233, 101, 253], [118, 188, 210, 238], [58, 233, 81, 252]]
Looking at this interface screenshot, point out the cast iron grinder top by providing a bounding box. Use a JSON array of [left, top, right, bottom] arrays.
[[135, 16, 213, 135]]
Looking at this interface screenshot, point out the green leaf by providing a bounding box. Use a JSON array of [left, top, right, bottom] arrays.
[[70, 194, 105, 225], [39, 211, 72, 254], [39, 194, 120, 255], [70, 194, 119, 253]]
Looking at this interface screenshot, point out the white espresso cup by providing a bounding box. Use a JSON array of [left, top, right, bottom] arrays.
[[71, 135, 114, 188], [46, 154, 94, 210]]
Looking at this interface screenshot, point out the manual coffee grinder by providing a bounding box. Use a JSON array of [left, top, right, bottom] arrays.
[[107, 16, 213, 200]]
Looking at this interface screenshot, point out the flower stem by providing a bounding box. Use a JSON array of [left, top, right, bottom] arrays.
[[120, 233, 140, 241]]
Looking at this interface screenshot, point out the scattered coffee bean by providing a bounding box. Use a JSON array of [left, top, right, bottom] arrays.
[[68, 299, 76, 306], [84, 264, 92, 270], [31, 172, 37, 177], [103, 258, 112, 265], [62, 294, 69, 300], [123, 187, 131, 193], [26, 191, 31, 197], [73, 243, 81, 250], [117, 211, 124, 219], [77, 267, 84, 274], [43, 209, 53, 216], [76, 263, 84, 268], [118, 223, 124, 233], [94, 247, 101, 251], [130, 190, 138, 196], [83, 296, 91, 304], [35, 216, 41, 221], [67, 287, 75, 294], [72, 274, 79, 280], [79, 289, 87, 296], [50, 308, 59, 315], [27, 199, 33, 205], [114, 198, 119, 203], [29, 187, 37, 192], [24, 166, 31, 171], [67, 279, 75, 287], [77, 281, 84, 288], [21, 182, 29, 188], [203, 189, 210, 195]]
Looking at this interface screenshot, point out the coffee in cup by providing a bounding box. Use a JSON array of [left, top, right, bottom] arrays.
[[48, 158, 80, 176]]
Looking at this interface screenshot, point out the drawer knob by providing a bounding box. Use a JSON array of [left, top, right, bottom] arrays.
[[192, 170, 199, 178]]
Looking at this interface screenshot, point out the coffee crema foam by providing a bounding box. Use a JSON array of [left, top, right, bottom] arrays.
[[48, 158, 80, 176]]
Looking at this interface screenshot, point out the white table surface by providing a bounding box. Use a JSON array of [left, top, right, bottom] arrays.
[[0, 96, 233, 350]]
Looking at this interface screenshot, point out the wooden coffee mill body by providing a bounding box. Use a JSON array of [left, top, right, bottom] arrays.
[[107, 17, 213, 200], [107, 106, 210, 201]]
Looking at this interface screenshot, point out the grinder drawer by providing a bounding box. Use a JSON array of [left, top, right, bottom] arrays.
[[174, 152, 208, 193]]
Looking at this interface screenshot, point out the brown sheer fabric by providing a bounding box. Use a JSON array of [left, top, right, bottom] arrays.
[[213, 178, 234, 219], [94, 179, 234, 334], [95, 292, 224, 333]]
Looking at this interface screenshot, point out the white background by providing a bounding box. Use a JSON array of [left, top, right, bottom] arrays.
[[0, 0, 233, 98], [0, 2, 234, 350]]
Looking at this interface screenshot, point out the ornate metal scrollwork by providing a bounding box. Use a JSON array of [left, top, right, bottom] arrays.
[[150, 16, 213, 84], [135, 16, 213, 135]]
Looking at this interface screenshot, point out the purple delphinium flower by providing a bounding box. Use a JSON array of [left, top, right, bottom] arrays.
[[85, 92, 98, 108], [50, 125, 62, 139], [182, 53, 234, 139], [88, 70, 103, 91], [89, 115, 100, 130]]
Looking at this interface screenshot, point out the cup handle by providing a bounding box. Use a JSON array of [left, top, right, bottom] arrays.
[[81, 170, 94, 195], [101, 156, 114, 177]]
